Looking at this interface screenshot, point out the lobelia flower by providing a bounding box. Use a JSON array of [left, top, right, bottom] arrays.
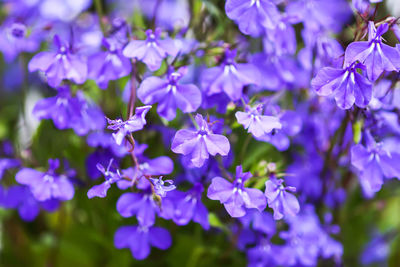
[[247, 238, 282, 267], [1, 185, 59, 222], [361, 233, 390, 266], [87, 159, 122, 198], [255, 109, 303, 151], [114, 224, 172, 260], [136, 0, 190, 30], [28, 35, 87, 87], [15, 159, 74, 202], [150, 177, 176, 197], [344, 22, 400, 81], [235, 104, 282, 138], [351, 132, 400, 197], [311, 62, 372, 109], [33, 86, 105, 136], [264, 176, 300, 220], [137, 67, 202, 121], [207, 165, 266, 217], [352, 0, 383, 16], [116, 146, 174, 190], [69, 91, 107, 135], [264, 15, 297, 56], [201, 49, 260, 101], [0, 21, 41, 62], [225, 0, 280, 37], [278, 206, 342, 266], [88, 38, 132, 89], [171, 114, 230, 168], [286, 0, 352, 33], [240, 210, 276, 236], [160, 183, 210, 229], [116, 189, 161, 227], [123, 28, 178, 71], [107, 105, 152, 145]]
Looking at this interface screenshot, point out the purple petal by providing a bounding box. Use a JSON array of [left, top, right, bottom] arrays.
[[204, 134, 230, 156], [207, 177, 234, 202], [87, 181, 111, 199], [149, 227, 172, 250]]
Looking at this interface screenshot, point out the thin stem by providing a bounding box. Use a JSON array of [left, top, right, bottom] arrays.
[[151, 0, 163, 28], [127, 59, 137, 119], [188, 113, 199, 129], [94, 0, 106, 33]]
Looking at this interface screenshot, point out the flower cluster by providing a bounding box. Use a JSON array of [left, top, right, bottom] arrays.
[[1, 0, 400, 266]]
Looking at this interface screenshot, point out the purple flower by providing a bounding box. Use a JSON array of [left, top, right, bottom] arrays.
[[123, 29, 178, 71], [137, 67, 202, 121], [236, 104, 281, 138], [33, 87, 105, 135], [255, 109, 302, 151], [361, 233, 390, 266], [87, 159, 121, 199], [161, 183, 210, 229], [247, 238, 282, 267], [239, 210, 276, 236], [352, 0, 382, 16], [150, 177, 176, 197], [0, 21, 41, 62], [15, 159, 74, 202], [344, 22, 400, 81], [201, 49, 260, 101], [70, 91, 107, 135], [88, 38, 132, 89], [28, 35, 87, 87], [107, 105, 152, 145], [116, 191, 160, 227], [311, 62, 372, 109], [171, 114, 230, 168], [207, 166, 266, 217], [286, 0, 352, 33], [114, 224, 172, 260], [225, 0, 280, 37], [1, 185, 59, 222], [136, 0, 190, 30], [87, 131, 128, 158], [0, 158, 20, 180], [351, 132, 400, 197], [116, 154, 174, 190], [264, 177, 300, 220]]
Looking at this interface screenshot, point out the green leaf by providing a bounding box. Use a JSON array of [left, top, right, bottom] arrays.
[[352, 119, 363, 144], [208, 213, 225, 230]]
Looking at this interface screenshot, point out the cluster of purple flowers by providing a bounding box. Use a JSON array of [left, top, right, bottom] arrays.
[[1, 0, 400, 266]]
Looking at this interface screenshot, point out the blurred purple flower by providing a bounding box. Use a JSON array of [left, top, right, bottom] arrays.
[[114, 224, 171, 260], [15, 159, 74, 202], [201, 49, 260, 101], [207, 166, 266, 217], [236, 104, 281, 138], [28, 35, 87, 87], [88, 38, 131, 89], [225, 0, 280, 37], [123, 29, 178, 71]]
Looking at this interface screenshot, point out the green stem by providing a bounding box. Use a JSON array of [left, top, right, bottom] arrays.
[[94, 0, 106, 33], [189, 113, 199, 129]]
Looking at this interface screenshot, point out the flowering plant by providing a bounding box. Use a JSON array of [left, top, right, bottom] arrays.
[[1, 0, 400, 266]]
